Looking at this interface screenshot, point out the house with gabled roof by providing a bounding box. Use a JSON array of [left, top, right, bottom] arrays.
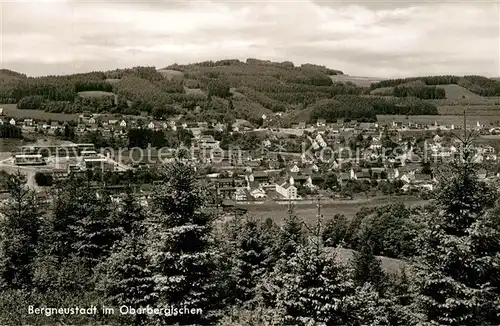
[[275, 180, 298, 199]]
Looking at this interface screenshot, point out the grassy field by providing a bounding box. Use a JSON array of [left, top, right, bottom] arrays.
[[0, 104, 79, 121], [104, 78, 120, 85], [157, 69, 183, 80], [183, 86, 206, 96], [334, 248, 407, 274], [77, 91, 115, 98], [329, 75, 385, 87], [437, 105, 500, 116], [377, 114, 500, 127], [438, 84, 484, 101], [246, 196, 428, 224]]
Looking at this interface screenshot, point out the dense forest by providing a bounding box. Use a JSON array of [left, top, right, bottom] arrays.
[[0, 137, 500, 325], [0, 60, 450, 125], [2, 61, 500, 125], [371, 75, 500, 96], [309, 96, 438, 123]]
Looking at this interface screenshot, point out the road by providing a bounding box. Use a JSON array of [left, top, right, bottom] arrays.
[[0, 155, 40, 190]]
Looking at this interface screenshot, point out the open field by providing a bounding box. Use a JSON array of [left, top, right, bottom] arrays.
[[77, 91, 115, 98], [370, 87, 393, 96], [334, 248, 407, 274], [104, 78, 120, 84], [183, 86, 206, 96], [438, 84, 484, 101], [230, 87, 246, 98], [437, 105, 500, 116], [377, 114, 500, 127], [246, 196, 428, 224], [158, 69, 183, 80], [0, 139, 25, 152], [0, 104, 79, 121], [329, 75, 386, 87]]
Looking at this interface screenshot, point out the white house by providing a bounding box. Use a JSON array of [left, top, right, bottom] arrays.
[[315, 134, 327, 148], [148, 122, 155, 129], [276, 181, 298, 200], [9, 118, 16, 125], [250, 188, 266, 199], [119, 120, 127, 128], [290, 164, 300, 173], [316, 119, 326, 127], [235, 188, 248, 201]]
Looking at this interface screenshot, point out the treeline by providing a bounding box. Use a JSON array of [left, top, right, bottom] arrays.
[[1, 140, 500, 325], [371, 75, 461, 88], [323, 203, 420, 259], [127, 128, 194, 148], [0, 72, 112, 103], [309, 96, 438, 123], [371, 75, 500, 97], [17, 95, 124, 114], [393, 85, 446, 99], [0, 124, 22, 138], [456, 75, 500, 96]]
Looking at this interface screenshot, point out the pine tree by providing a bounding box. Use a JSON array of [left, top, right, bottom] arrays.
[[231, 218, 276, 306], [149, 160, 217, 324], [0, 171, 41, 289], [385, 267, 422, 325], [41, 180, 81, 259], [72, 187, 120, 269], [262, 244, 356, 325], [351, 243, 388, 294], [112, 187, 146, 238], [96, 229, 156, 326], [345, 283, 391, 326], [322, 213, 349, 247], [275, 204, 306, 258], [34, 180, 100, 292], [411, 133, 499, 325]]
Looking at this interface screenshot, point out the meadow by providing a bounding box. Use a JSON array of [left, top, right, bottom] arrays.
[[245, 195, 428, 224], [77, 91, 116, 98], [377, 114, 500, 127], [0, 104, 79, 121], [329, 75, 385, 87]]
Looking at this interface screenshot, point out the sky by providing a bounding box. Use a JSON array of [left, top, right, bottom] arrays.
[[0, 0, 498, 78]]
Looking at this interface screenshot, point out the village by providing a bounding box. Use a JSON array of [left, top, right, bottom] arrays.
[[1, 109, 499, 208]]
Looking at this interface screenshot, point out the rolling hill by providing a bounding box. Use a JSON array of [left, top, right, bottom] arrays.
[[1, 60, 500, 124]]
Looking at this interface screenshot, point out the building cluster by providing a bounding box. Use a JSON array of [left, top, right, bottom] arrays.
[[3, 110, 500, 203]]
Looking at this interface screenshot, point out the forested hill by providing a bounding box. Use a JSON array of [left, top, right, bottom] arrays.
[[1, 59, 499, 124]]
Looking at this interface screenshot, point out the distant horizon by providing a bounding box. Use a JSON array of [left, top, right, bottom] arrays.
[[0, 1, 498, 78], [1, 57, 498, 80]]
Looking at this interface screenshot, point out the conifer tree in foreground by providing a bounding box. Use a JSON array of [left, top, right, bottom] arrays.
[[322, 213, 349, 247], [275, 204, 306, 258], [35, 179, 106, 292], [411, 131, 499, 325], [352, 242, 388, 295], [97, 228, 156, 326], [73, 187, 120, 269], [263, 243, 357, 325], [149, 160, 217, 324], [113, 187, 147, 237], [42, 180, 81, 259], [0, 171, 41, 290], [231, 217, 276, 307]]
